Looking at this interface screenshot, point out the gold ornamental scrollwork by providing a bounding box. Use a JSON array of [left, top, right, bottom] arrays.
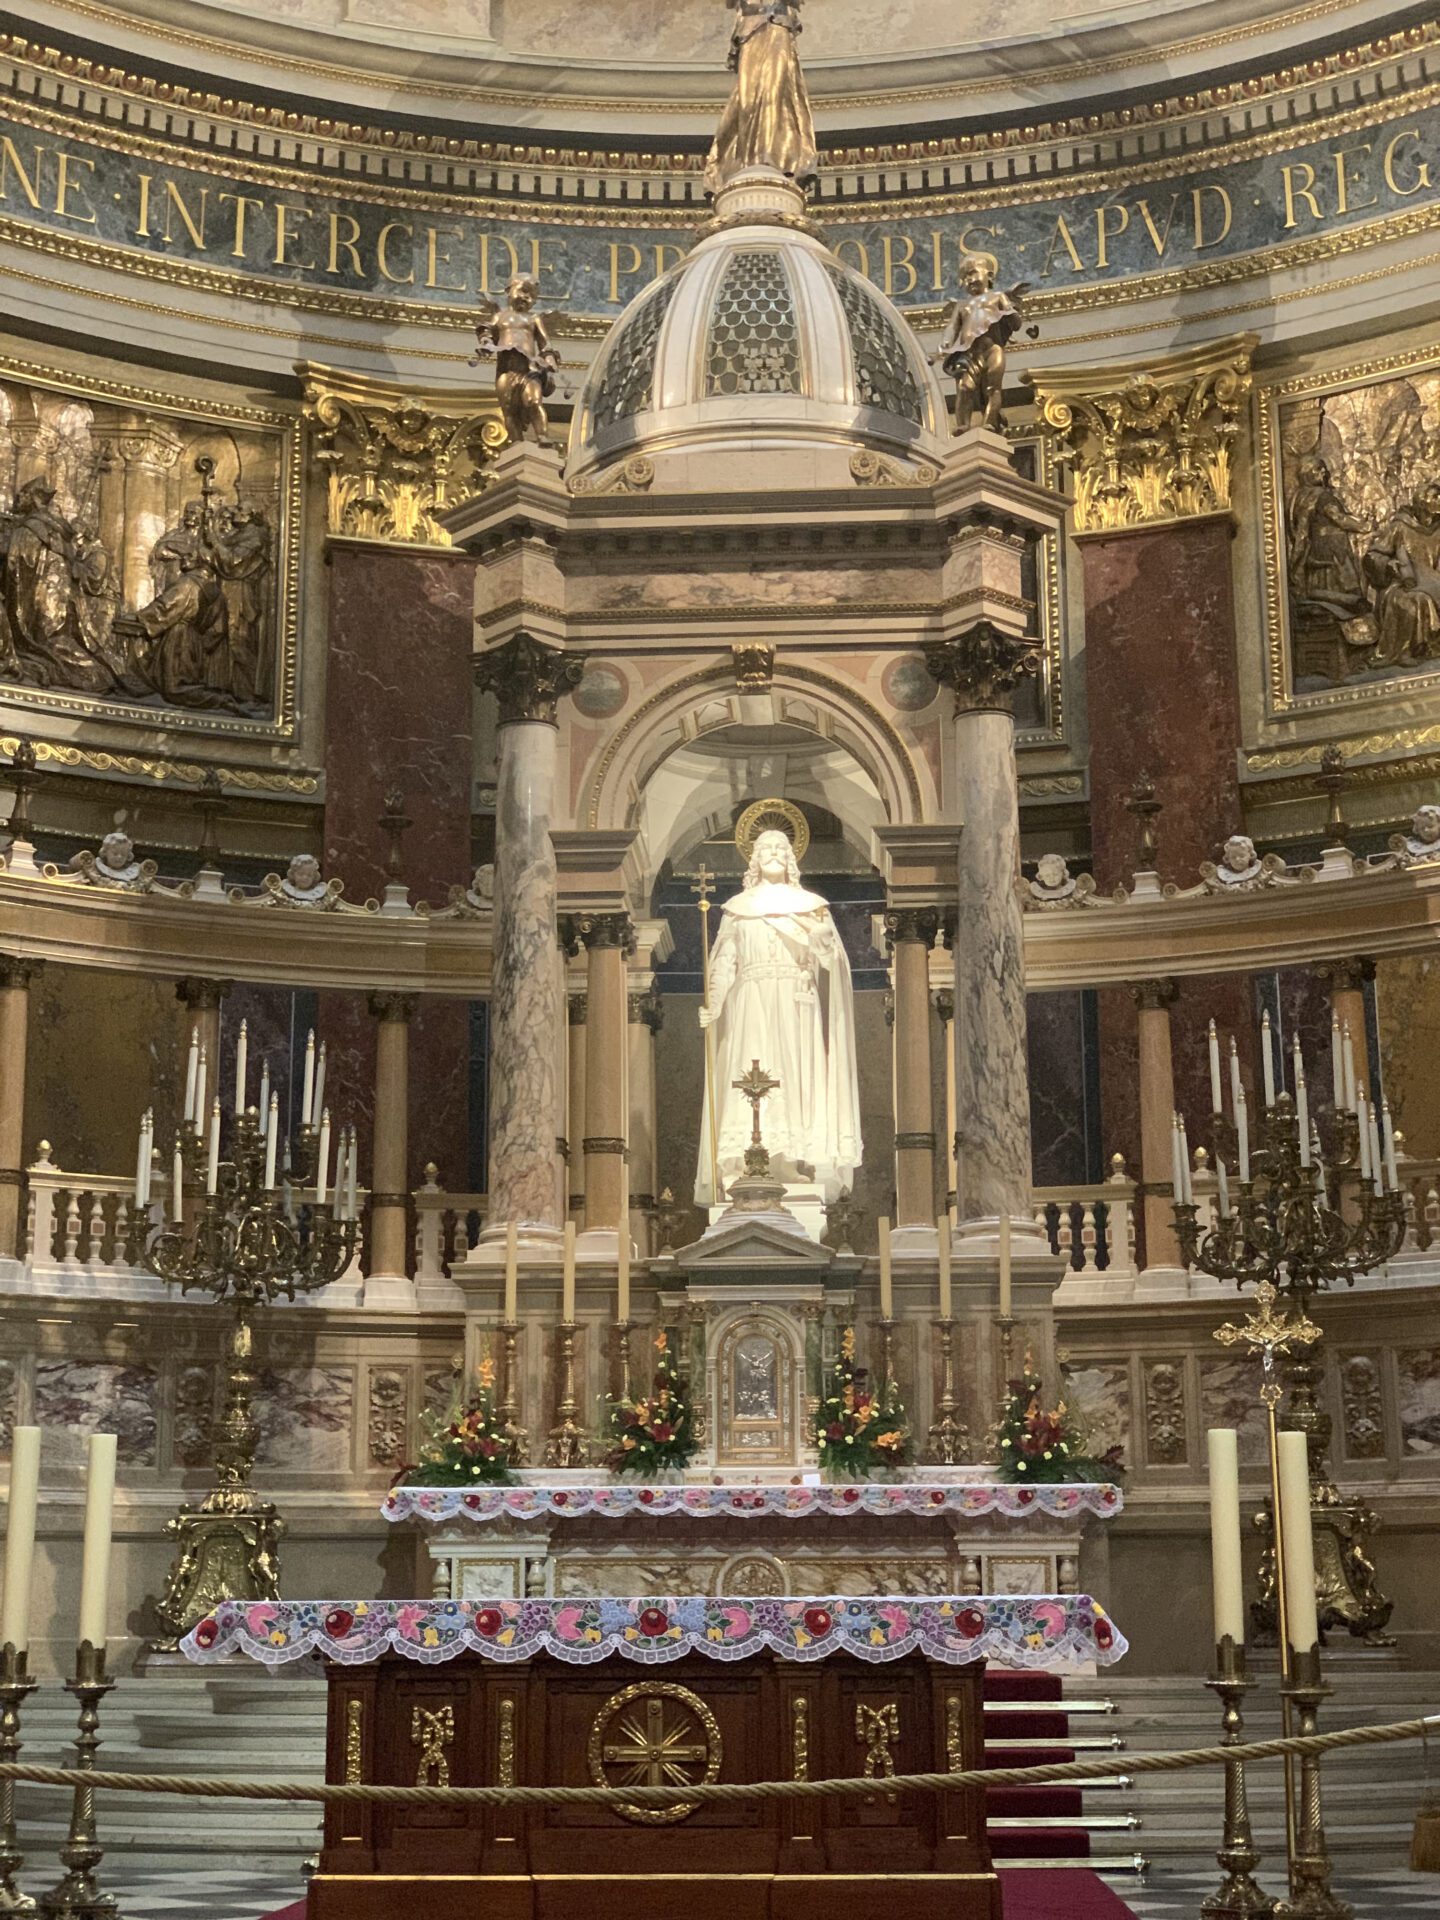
[[300, 363, 506, 549], [411, 1703, 455, 1787], [586, 1681, 722, 1825], [1027, 336, 1257, 533], [344, 1699, 364, 1786]]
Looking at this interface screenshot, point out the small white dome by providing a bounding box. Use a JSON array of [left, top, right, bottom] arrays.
[[567, 173, 948, 491]]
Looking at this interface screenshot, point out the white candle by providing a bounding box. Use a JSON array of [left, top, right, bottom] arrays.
[[183, 1028, 199, 1125], [1171, 1114, 1185, 1209], [138, 1112, 153, 1209], [1369, 1105, 1384, 1191], [206, 1098, 220, 1195], [561, 1219, 576, 1321], [1216, 1158, 1231, 1218], [617, 1165, 631, 1324], [344, 1129, 358, 1220], [315, 1109, 331, 1206], [1237, 1089, 1250, 1182], [313, 1044, 327, 1126], [937, 1213, 953, 1319], [2, 1426, 41, 1653], [1383, 1099, 1399, 1192], [1228, 1036, 1242, 1120], [1357, 1094, 1371, 1181], [264, 1095, 278, 1190], [503, 1220, 518, 1322], [1176, 1115, 1193, 1203], [172, 1143, 184, 1225], [998, 1213, 1012, 1318], [1342, 1023, 1357, 1113], [301, 1030, 316, 1126], [193, 1048, 207, 1139], [1206, 1428, 1246, 1647], [1276, 1429, 1319, 1651], [1261, 1011, 1276, 1108], [234, 1019, 248, 1118], [1331, 1016, 1344, 1109], [133, 1113, 149, 1207], [258, 1058, 270, 1123], [76, 1431, 117, 1654], [1208, 1019, 1223, 1115], [878, 1216, 893, 1317], [1296, 1063, 1310, 1167]]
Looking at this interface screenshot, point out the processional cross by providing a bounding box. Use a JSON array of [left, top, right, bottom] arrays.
[[734, 1058, 780, 1175], [1213, 1278, 1321, 1412]]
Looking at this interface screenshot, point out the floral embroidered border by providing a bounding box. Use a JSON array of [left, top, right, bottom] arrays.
[[381, 1482, 1124, 1526], [183, 1593, 1126, 1670]]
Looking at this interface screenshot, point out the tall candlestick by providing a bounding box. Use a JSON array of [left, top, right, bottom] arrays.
[[1206, 1428, 1246, 1647], [1357, 1094, 1371, 1181], [1368, 1103, 1384, 1191], [617, 1164, 631, 1324], [1331, 1015, 1343, 1109], [878, 1216, 893, 1317], [561, 1219, 576, 1322], [234, 1018, 248, 1118], [76, 1432, 117, 1653], [1382, 1098, 1399, 1193], [1276, 1430, 1319, 1652], [1296, 1063, 1310, 1167], [1, 1427, 41, 1653], [1341, 1023, 1356, 1113], [1261, 1010, 1276, 1108], [171, 1143, 184, 1225], [503, 1221, 518, 1323], [344, 1128, 358, 1221], [139, 1112, 153, 1209], [315, 1109, 331, 1206], [1208, 1018, 1223, 1115], [1171, 1113, 1186, 1211], [206, 1098, 221, 1196], [1177, 1115, 1193, 1204], [937, 1212, 952, 1319], [133, 1112, 149, 1208], [1216, 1157, 1230, 1218], [183, 1028, 199, 1125], [998, 1212, 1012, 1318], [263, 1094, 279, 1190], [301, 1030, 315, 1126], [313, 1043, 327, 1125], [1228, 1035, 1243, 1119], [1236, 1089, 1250, 1182], [193, 1048, 207, 1139], [258, 1058, 270, 1123]]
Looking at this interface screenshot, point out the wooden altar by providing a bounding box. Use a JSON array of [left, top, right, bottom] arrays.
[[311, 1646, 1000, 1920]]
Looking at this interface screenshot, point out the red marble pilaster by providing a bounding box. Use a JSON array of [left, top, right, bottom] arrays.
[[1081, 517, 1253, 1261], [320, 545, 476, 1216]]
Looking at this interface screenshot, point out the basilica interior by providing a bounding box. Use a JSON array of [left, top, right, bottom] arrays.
[[0, 2, 1439, 1918]]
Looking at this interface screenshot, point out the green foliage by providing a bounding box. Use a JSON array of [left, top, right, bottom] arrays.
[[396, 1362, 518, 1486], [993, 1363, 1125, 1484], [815, 1326, 910, 1479], [604, 1331, 698, 1478]]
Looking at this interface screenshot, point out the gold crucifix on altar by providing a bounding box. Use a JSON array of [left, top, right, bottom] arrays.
[[734, 1058, 781, 1175]]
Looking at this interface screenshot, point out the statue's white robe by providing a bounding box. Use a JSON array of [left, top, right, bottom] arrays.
[[695, 882, 862, 1206]]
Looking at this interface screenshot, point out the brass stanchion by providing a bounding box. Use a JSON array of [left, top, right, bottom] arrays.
[[38, 1643, 121, 1920], [1273, 1648, 1352, 1920], [0, 1644, 36, 1917], [1200, 1634, 1276, 1919]]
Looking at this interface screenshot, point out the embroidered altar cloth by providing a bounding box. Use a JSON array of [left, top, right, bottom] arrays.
[[382, 1482, 1124, 1525], [183, 1592, 1126, 1670]]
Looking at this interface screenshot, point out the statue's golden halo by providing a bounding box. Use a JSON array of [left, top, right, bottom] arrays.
[[734, 797, 810, 863]]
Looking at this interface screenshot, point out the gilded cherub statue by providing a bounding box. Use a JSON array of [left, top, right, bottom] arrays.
[[469, 274, 562, 446], [934, 252, 1033, 435]]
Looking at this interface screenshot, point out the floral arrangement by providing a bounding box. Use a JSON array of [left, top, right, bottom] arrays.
[[604, 1332, 698, 1478], [994, 1361, 1125, 1484], [397, 1357, 518, 1487], [815, 1327, 909, 1479]]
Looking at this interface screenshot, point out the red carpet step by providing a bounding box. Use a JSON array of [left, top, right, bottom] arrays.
[[1002, 1868, 1139, 1917]]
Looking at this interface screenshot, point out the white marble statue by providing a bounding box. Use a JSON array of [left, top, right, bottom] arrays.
[[1392, 803, 1440, 866], [69, 829, 154, 890], [695, 827, 861, 1206], [1023, 852, 1098, 910]]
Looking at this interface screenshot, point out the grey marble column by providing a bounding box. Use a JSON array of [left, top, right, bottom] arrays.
[[926, 626, 1044, 1246], [475, 636, 582, 1240]]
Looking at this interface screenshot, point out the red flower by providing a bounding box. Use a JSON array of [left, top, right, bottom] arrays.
[[193, 1616, 219, 1650], [841, 1487, 860, 1504], [1102, 1487, 1118, 1505], [552, 1492, 569, 1506], [475, 1607, 503, 1637], [649, 1422, 674, 1443], [480, 1438, 499, 1458], [929, 1490, 946, 1505], [639, 1488, 656, 1505], [825, 1423, 845, 1442], [802, 1606, 833, 1637], [1016, 1487, 1036, 1506], [1094, 1616, 1114, 1650], [462, 1493, 483, 1511], [323, 1608, 355, 1639], [638, 1607, 669, 1637], [957, 1607, 987, 1640]]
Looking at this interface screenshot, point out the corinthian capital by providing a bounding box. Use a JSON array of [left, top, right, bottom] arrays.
[[474, 634, 583, 727], [924, 622, 1039, 715], [1027, 333, 1257, 533]]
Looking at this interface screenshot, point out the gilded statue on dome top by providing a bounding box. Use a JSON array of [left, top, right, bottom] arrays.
[[934, 253, 1034, 435], [705, 0, 818, 198], [469, 274, 563, 445]]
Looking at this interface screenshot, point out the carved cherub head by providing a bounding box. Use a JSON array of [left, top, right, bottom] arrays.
[[506, 273, 540, 311], [98, 829, 135, 873], [286, 852, 322, 893], [1412, 803, 1440, 846], [959, 251, 997, 296], [1035, 852, 1070, 891], [1222, 834, 1259, 874]]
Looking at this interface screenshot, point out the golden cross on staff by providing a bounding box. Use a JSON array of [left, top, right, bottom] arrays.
[[691, 861, 722, 1204]]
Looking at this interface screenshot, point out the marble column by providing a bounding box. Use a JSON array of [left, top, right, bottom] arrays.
[[0, 958, 39, 1261], [886, 909, 940, 1229], [566, 914, 633, 1240], [365, 991, 417, 1310], [629, 987, 662, 1255], [475, 635, 582, 1240], [175, 976, 228, 1122], [566, 991, 587, 1221], [1313, 956, 1373, 1102], [926, 629, 1044, 1247], [1131, 977, 1183, 1277]]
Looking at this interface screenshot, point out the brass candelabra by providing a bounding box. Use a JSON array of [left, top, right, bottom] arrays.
[[1201, 1635, 1276, 1920], [38, 1642, 118, 1920], [1273, 1649, 1352, 1920], [545, 1322, 586, 1467], [925, 1317, 970, 1466], [612, 1319, 635, 1402], [498, 1321, 530, 1466], [0, 1644, 36, 1917], [1175, 1088, 1404, 1643], [146, 1096, 359, 1646]]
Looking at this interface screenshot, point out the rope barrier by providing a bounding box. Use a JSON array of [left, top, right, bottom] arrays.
[[2, 1710, 1436, 1814]]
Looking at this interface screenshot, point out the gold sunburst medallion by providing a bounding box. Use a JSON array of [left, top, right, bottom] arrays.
[[586, 1681, 722, 1825], [734, 796, 810, 862]]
